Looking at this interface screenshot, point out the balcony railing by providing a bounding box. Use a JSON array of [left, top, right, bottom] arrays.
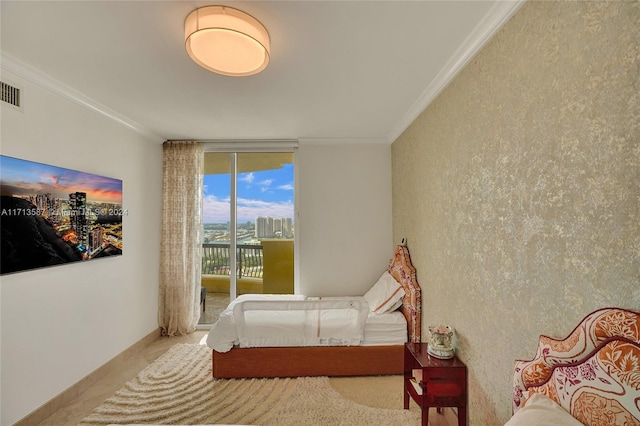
[[202, 243, 263, 278]]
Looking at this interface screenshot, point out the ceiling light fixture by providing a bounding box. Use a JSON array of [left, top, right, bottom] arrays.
[[184, 5, 270, 77]]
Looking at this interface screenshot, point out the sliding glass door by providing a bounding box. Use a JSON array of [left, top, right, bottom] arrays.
[[199, 150, 295, 324]]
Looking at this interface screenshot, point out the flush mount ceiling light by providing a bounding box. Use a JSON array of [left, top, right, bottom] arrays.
[[185, 5, 270, 77]]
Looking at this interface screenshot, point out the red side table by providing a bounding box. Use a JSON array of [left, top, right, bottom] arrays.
[[404, 342, 468, 426]]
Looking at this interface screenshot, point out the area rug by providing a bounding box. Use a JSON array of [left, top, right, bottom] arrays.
[[80, 343, 420, 425]]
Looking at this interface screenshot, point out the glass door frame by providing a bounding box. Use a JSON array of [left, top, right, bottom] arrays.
[[203, 140, 299, 301]]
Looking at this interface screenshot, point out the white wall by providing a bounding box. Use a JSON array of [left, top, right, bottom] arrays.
[[296, 140, 393, 297], [0, 70, 163, 425]]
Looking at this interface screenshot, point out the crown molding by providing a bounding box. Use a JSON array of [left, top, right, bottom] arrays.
[[298, 137, 389, 146], [201, 139, 299, 152], [387, 0, 526, 144], [0, 52, 164, 142]]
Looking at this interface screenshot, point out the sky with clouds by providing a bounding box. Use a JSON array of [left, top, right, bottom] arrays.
[[203, 164, 294, 224], [0, 155, 122, 204]]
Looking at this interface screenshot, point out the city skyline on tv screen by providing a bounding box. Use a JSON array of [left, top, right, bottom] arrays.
[[0, 155, 123, 275]]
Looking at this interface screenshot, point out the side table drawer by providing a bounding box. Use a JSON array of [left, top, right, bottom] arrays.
[[422, 368, 466, 404]]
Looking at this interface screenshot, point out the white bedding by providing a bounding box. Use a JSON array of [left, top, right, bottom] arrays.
[[362, 310, 407, 346], [206, 294, 408, 352]]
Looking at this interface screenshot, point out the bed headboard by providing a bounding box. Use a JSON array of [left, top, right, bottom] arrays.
[[513, 307, 640, 426], [387, 243, 422, 343]]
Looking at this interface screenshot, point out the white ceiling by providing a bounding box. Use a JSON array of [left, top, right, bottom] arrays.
[[1, 1, 522, 144]]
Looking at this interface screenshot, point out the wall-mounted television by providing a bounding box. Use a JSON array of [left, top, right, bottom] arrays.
[[0, 155, 123, 275]]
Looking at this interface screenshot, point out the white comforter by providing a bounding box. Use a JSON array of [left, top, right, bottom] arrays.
[[206, 294, 371, 353]]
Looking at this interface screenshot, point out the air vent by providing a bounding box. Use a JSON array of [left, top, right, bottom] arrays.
[[1, 81, 21, 109]]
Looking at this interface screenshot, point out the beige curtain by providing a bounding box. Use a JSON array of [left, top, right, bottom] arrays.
[[159, 141, 204, 336]]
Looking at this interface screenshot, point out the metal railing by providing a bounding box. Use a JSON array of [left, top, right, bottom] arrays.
[[201, 243, 263, 278]]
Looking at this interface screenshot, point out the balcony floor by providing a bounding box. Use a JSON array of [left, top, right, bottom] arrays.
[[198, 292, 230, 325]]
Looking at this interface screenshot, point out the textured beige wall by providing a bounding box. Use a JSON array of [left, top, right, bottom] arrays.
[[391, 2, 639, 424]]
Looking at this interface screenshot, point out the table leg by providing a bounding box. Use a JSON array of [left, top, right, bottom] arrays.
[[458, 406, 467, 426], [421, 407, 429, 426]]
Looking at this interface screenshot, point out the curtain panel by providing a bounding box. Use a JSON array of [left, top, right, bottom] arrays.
[[159, 141, 204, 336]]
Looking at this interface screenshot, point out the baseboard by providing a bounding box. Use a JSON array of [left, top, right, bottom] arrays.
[[14, 328, 161, 426]]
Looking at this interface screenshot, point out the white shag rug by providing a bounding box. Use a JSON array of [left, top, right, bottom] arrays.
[[80, 343, 420, 425]]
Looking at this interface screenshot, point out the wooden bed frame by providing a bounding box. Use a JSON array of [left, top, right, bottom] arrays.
[[211, 243, 422, 378], [513, 307, 640, 425]]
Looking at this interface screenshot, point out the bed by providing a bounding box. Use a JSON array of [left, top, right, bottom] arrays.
[[206, 243, 422, 378], [508, 307, 640, 426]]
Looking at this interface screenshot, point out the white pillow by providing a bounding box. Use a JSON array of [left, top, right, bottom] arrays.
[[364, 271, 405, 314], [504, 393, 584, 426]]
